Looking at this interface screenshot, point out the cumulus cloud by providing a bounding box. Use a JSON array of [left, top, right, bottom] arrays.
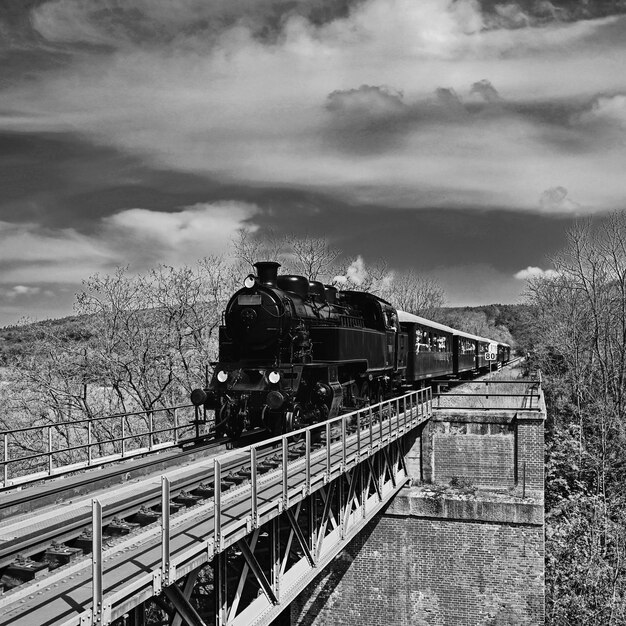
[[103, 202, 259, 266], [324, 84, 410, 151], [435, 87, 465, 111], [469, 79, 502, 103], [0, 202, 258, 285], [0, 221, 113, 270], [12, 285, 40, 295], [539, 186, 581, 213], [579, 94, 626, 127], [514, 266, 560, 280], [3, 285, 42, 300], [326, 85, 406, 118]]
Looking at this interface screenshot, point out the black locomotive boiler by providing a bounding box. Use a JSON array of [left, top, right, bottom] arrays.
[[190, 261, 408, 438], [190, 261, 511, 440]]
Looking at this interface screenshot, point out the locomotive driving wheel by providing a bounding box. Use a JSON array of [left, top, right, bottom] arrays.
[[285, 404, 303, 440]]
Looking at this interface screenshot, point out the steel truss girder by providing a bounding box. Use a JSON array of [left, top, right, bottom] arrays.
[[2, 390, 430, 626], [216, 441, 409, 626]]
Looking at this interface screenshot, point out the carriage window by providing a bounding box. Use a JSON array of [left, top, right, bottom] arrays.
[[430, 333, 438, 351], [416, 329, 431, 353], [384, 307, 398, 332], [461, 339, 474, 354]]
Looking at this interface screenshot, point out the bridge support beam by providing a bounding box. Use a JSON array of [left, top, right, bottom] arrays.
[[210, 440, 409, 626], [167, 568, 204, 626]]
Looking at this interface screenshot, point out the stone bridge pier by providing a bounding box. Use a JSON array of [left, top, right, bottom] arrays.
[[287, 378, 545, 625]]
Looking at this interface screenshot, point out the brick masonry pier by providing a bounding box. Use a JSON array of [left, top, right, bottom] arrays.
[[288, 370, 545, 625]]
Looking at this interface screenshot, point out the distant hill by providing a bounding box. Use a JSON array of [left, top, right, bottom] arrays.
[[431, 304, 533, 350], [0, 303, 532, 366], [0, 315, 94, 365]]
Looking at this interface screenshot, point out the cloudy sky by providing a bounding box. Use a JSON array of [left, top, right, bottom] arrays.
[[1, 0, 626, 324]]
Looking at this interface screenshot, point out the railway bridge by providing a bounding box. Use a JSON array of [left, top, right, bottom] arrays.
[[0, 362, 545, 626]]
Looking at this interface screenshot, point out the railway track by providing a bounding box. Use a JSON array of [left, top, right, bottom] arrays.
[[0, 436, 224, 512], [0, 386, 435, 596], [0, 426, 340, 592]]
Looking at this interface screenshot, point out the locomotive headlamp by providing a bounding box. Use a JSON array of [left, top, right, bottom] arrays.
[[216, 370, 228, 383], [268, 370, 281, 384], [244, 274, 256, 289]]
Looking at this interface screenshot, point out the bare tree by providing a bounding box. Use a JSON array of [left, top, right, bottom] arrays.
[[232, 228, 285, 271], [332, 256, 445, 316], [525, 212, 626, 626], [74, 259, 238, 413], [382, 269, 445, 317], [284, 234, 342, 281]]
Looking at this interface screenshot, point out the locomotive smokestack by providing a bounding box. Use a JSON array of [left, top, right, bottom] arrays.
[[254, 261, 281, 287]]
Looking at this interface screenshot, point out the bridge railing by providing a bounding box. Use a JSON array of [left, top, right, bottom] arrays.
[[82, 387, 433, 626], [431, 377, 543, 411], [0, 404, 212, 488], [0, 387, 434, 626], [212, 387, 433, 550]]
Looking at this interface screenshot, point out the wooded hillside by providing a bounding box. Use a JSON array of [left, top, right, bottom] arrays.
[[525, 213, 626, 625]]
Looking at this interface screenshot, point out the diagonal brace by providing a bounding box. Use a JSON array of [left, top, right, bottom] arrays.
[[367, 456, 382, 501], [238, 539, 278, 605], [316, 483, 336, 557], [396, 439, 408, 475], [342, 469, 359, 532], [383, 447, 397, 488], [162, 584, 207, 626], [318, 482, 338, 529], [285, 507, 315, 567], [171, 568, 201, 626]]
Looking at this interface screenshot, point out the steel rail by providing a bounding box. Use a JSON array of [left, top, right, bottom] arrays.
[[0, 420, 346, 571], [0, 440, 243, 570], [0, 436, 227, 513], [0, 387, 433, 626], [0, 390, 423, 588]]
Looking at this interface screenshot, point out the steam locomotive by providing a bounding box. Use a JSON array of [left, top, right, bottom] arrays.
[[190, 262, 510, 439]]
